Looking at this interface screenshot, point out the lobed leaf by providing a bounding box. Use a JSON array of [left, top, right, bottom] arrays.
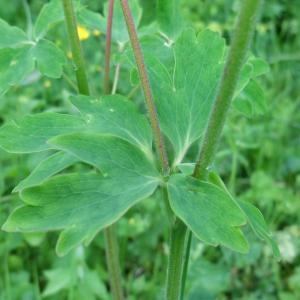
[[0, 19, 28, 48], [2, 172, 159, 256], [208, 171, 280, 258], [138, 29, 226, 166], [14, 151, 78, 192], [49, 133, 159, 178], [167, 174, 249, 252], [239, 200, 281, 259], [70, 94, 153, 157], [0, 113, 85, 153], [32, 39, 66, 78], [34, 0, 82, 39], [157, 0, 183, 39], [0, 47, 35, 95]]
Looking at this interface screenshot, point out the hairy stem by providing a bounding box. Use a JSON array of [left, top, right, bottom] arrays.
[[193, 0, 262, 178], [103, 2, 124, 298], [103, 0, 115, 94], [63, 1, 123, 299], [179, 1, 263, 298], [104, 226, 124, 300], [166, 218, 188, 300], [120, 0, 169, 175], [62, 0, 90, 95]]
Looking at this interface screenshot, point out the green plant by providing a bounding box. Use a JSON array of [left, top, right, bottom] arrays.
[[0, 0, 280, 299]]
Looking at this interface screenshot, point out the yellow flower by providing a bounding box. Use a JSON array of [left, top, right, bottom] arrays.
[[77, 25, 90, 41]]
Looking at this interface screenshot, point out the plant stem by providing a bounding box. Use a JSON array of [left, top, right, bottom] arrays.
[[62, 0, 90, 95], [120, 0, 169, 175], [167, 0, 262, 300], [179, 1, 263, 298], [103, 0, 115, 94], [193, 0, 262, 179], [104, 225, 124, 300], [180, 230, 192, 300], [103, 2, 124, 298], [166, 218, 188, 300], [62, 1, 123, 299]]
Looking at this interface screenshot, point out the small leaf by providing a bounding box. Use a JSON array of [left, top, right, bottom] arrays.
[[0, 47, 35, 95], [14, 151, 78, 192], [43, 268, 71, 296], [234, 80, 266, 116], [208, 171, 280, 259], [249, 57, 270, 77], [2, 172, 159, 255], [77, 8, 106, 33], [32, 39, 66, 78], [0, 19, 28, 48], [157, 0, 183, 38], [167, 174, 248, 252], [0, 113, 85, 153], [49, 133, 159, 178], [34, 0, 82, 39], [34, 0, 64, 38], [70, 94, 153, 157], [239, 200, 281, 259], [111, 0, 142, 44]]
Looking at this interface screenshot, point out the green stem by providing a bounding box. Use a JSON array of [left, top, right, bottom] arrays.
[[103, 2, 124, 298], [179, 1, 263, 298], [62, 0, 90, 95], [62, 1, 123, 299], [177, 1, 263, 298], [180, 230, 192, 300], [120, 0, 169, 175], [193, 0, 262, 179], [166, 218, 188, 300], [103, 0, 115, 94], [104, 225, 124, 300]]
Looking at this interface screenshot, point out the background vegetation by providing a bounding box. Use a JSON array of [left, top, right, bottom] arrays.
[[0, 0, 299, 299]]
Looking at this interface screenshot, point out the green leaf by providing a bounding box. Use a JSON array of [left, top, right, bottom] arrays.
[[208, 171, 280, 259], [248, 57, 270, 77], [157, 0, 183, 39], [0, 19, 28, 48], [49, 133, 159, 178], [0, 47, 35, 95], [142, 29, 226, 166], [34, 0, 64, 38], [239, 200, 281, 259], [111, 0, 142, 44], [77, 8, 106, 33], [167, 174, 248, 252], [2, 172, 159, 256], [234, 80, 266, 116], [0, 113, 85, 153], [14, 151, 78, 192], [32, 39, 66, 78], [43, 268, 71, 297], [70, 94, 153, 157], [34, 0, 82, 39]]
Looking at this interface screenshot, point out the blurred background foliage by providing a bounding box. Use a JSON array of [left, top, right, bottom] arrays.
[[0, 0, 299, 299]]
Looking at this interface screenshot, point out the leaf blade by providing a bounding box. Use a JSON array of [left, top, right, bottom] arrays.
[[167, 174, 249, 252], [0, 113, 85, 153]]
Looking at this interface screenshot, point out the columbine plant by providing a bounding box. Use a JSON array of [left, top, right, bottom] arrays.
[[0, 0, 279, 299]]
